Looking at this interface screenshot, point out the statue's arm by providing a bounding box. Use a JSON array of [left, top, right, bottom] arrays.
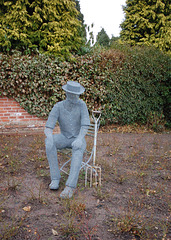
[[44, 103, 59, 137], [76, 125, 89, 139], [72, 101, 90, 150], [44, 127, 53, 137], [71, 126, 88, 150]]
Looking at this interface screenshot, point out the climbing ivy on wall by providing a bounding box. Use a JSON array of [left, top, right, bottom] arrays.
[[0, 45, 170, 128]]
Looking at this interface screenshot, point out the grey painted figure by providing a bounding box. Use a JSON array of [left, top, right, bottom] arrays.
[[44, 81, 90, 199]]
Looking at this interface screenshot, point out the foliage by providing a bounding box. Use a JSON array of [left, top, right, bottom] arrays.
[[108, 43, 171, 126], [0, 45, 170, 127], [120, 0, 171, 54], [73, 0, 92, 55], [110, 36, 120, 45], [96, 28, 110, 47], [0, 0, 83, 58], [74, 0, 86, 41]]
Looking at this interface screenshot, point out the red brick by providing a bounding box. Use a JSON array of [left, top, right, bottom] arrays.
[[0, 117, 9, 120], [1, 119, 10, 122], [31, 118, 39, 121], [24, 116, 33, 119], [17, 116, 25, 119], [21, 119, 31, 121], [7, 110, 18, 113], [10, 109, 23, 112], [9, 110, 21, 113], [11, 105, 21, 108], [6, 102, 19, 106], [22, 113, 31, 116], [18, 109, 27, 113], [0, 102, 8, 106], [12, 106, 20, 108], [2, 107, 12, 110], [8, 117, 17, 119], [0, 111, 8, 114]]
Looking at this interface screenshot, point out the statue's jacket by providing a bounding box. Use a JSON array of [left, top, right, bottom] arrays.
[[45, 100, 90, 139]]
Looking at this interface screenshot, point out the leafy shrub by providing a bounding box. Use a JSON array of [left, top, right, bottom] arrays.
[[0, 45, 170, 128], [110, 44, 171, 126]]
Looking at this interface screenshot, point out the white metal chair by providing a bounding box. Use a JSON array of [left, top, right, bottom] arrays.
[[58, 111, 101, 187]]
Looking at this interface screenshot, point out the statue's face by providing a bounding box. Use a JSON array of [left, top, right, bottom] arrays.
[[66, 92, 79, 103]]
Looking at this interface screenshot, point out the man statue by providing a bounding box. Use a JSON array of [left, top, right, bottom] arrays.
[[44, 81, 90, 199]]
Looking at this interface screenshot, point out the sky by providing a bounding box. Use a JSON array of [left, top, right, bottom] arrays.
[[79, 0, 126, 41]]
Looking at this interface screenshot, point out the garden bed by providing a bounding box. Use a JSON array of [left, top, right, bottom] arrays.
[[0, 130, 170, 239]]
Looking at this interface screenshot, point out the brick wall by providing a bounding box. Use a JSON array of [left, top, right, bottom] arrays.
[[0, 97, 46, 125]]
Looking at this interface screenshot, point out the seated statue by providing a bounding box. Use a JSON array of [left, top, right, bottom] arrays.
[[44, 81, 90, 199]]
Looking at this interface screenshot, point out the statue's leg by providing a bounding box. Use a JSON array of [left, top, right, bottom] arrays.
[[66, 138, 86, 189], [45, 134, 71, 189]]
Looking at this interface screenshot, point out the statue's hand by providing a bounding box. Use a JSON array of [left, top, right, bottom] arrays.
[[72, 138, 82, 150]]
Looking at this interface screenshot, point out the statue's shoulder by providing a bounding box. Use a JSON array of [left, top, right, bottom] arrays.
[[50, 101, 64, 114], [53, 101, 63, 108], [78, 99, 88, 109], [79, 99, 86, 106]]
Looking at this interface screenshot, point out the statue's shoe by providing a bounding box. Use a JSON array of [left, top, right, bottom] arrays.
[[49, 180, 60, 190], [60, 186, 76, 199]]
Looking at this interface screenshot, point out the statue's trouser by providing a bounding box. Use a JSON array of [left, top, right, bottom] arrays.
[[45, 133, 86, 189]]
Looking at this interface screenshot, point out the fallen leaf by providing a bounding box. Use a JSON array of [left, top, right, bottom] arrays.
[[52, 229, 58, 236], [23, 206, 31, 212]]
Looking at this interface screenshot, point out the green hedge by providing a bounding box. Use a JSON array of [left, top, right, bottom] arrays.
[[105, 44, 171, 128], [0, 46, 170, 129]]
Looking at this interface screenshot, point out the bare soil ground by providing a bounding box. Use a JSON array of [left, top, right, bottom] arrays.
[[0, 129, 170, 240]]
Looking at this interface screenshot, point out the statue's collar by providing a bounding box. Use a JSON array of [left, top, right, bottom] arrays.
[[63, 100, 79, 112]]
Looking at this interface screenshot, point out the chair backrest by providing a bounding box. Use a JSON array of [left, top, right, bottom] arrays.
[[86, 123, 96, 137], [86, 114, 100, 137], [85, 111, 101, 164]]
